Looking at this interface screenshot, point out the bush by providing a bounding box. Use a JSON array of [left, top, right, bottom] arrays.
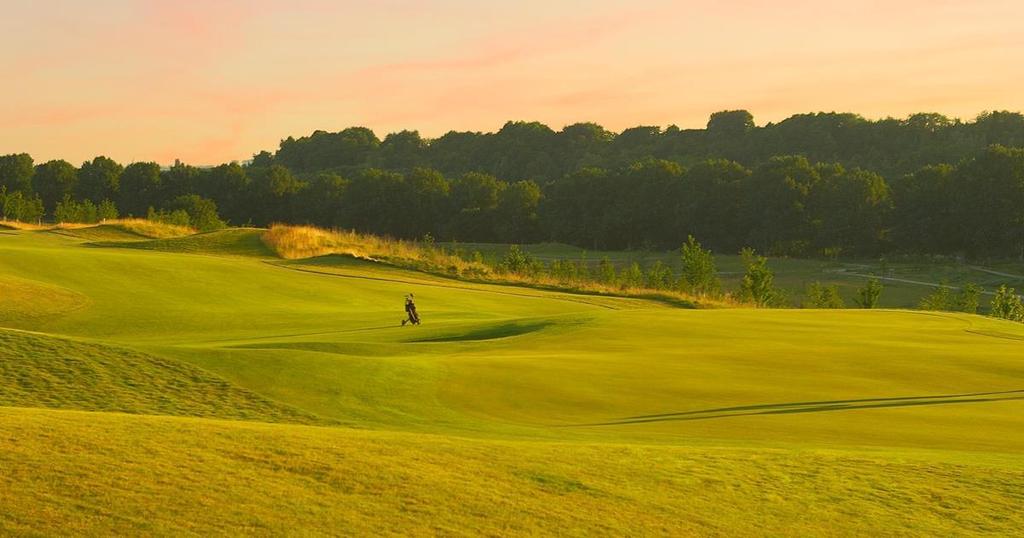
[[54, 195, 99, 223], [854, 278, 883, 309], [679, 236, 720, 296], [644, 260, 673, 290], [918, 283, 952, 311], [954, 283, 982, 314], [97, 200, 119, 221], [167, 195, 226, 232], [501, 245, 537, 275], [920, 282, 982, 313], [618, 262, 643, 289], [990, 285, 1024, 322], [0, 187, 44, 223], [146, 196, 226, 232], [804, 282, 844, 308], [738, 248, 781, 307], [597, 257, 617, 286], [147, 207, 191, 228]]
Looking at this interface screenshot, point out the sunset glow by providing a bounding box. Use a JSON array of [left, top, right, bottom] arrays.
[[3, 0, 1023, 164]]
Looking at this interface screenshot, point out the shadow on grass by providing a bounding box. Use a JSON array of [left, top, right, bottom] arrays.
[[569, 389, 1024, 427], [409, 320, 554, 343]]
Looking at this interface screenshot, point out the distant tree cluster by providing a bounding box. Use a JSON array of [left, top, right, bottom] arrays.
[[269, 111, 1024, 181], [2, 110, 1024, 257]]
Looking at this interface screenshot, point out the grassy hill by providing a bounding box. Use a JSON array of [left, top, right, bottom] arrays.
[[1, 224, 1022, 535]]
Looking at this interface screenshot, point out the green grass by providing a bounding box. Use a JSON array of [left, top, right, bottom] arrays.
[[0, 274, 88, 323], [89, 227, 273, 257], [3, 407, 1022, 536], [0, 328, 321, 424], [1, 225, 1023, 535]]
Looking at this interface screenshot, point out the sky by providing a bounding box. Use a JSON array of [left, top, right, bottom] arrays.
[[2, 0, 1023, 165]]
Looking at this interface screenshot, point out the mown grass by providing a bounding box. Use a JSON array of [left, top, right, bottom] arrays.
[[0, 274, 88, 323], [2, 227, 1024, 534], [0, 329, 322, 424], [2, 407, 1022, 537]]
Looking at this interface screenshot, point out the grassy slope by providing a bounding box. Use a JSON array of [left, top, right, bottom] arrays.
[[1, 226, 1023, 534], [3, 407, 1022, 537], [0, 328, 321, 424]]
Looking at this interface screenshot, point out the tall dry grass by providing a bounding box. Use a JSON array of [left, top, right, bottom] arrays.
[[105, 218, 196, 239], [262, 224, 733, 308], [262, 224, 490, 274], [0, 219, 49, 231], [0, 218, 195, 238]]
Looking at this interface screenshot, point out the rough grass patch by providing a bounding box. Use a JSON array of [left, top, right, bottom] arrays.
[[0, 218, 195, 238], [262, 224, 730, 308], [102, 218, 196, 238]]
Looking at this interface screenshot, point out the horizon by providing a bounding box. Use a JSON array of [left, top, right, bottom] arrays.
[[3, 0, 1023, 165], [7, 109, 1021, 168]]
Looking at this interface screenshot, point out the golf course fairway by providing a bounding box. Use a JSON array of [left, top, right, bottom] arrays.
[[1, 226, 1022, 535]]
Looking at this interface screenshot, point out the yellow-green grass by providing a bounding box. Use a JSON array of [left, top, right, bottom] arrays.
[[0, 274, 88, 323], [2, 227, 1023, 534], [3, 407, 1022, 537], [0, 328, 321, 424]]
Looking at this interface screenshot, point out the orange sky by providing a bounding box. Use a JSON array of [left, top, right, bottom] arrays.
[[2, 0, 1023, 165]]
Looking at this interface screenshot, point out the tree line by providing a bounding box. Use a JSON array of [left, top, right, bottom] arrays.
[[1, 110, 1023, 258], [268, 110, 1024, 181]]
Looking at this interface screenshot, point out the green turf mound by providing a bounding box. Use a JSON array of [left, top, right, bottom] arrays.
[[0, 329, 324, 424], [89, 228, 272, 257], [0, 275, 89, 323]]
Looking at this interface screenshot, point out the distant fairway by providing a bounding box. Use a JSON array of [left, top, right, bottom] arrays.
[[1, 227, 1022, 535], [454, 241, 1024, 310]]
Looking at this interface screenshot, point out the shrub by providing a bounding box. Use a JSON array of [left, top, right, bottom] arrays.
[[804, 282, 844, 308], [0, 187, 44, 223], [738, 248, 781, 307], [147, 207, 191, 228], [597, 257, 617, 286], [97, 200, 119, 221], [644, 260, 673, 290], [679, 235, 721, 296], [954, 283, 982, 314], [167, 195, 226, 232], [854, 278, 883, 309], [618, 262, 644, 290], [54, 195, 99, 223], [501, 245, 538, 275], [918, 283, 952, 311], [990, 285, 1024, 322]]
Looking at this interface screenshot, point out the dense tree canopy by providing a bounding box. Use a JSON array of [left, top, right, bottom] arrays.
[[3, 110, 1024, 259]]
